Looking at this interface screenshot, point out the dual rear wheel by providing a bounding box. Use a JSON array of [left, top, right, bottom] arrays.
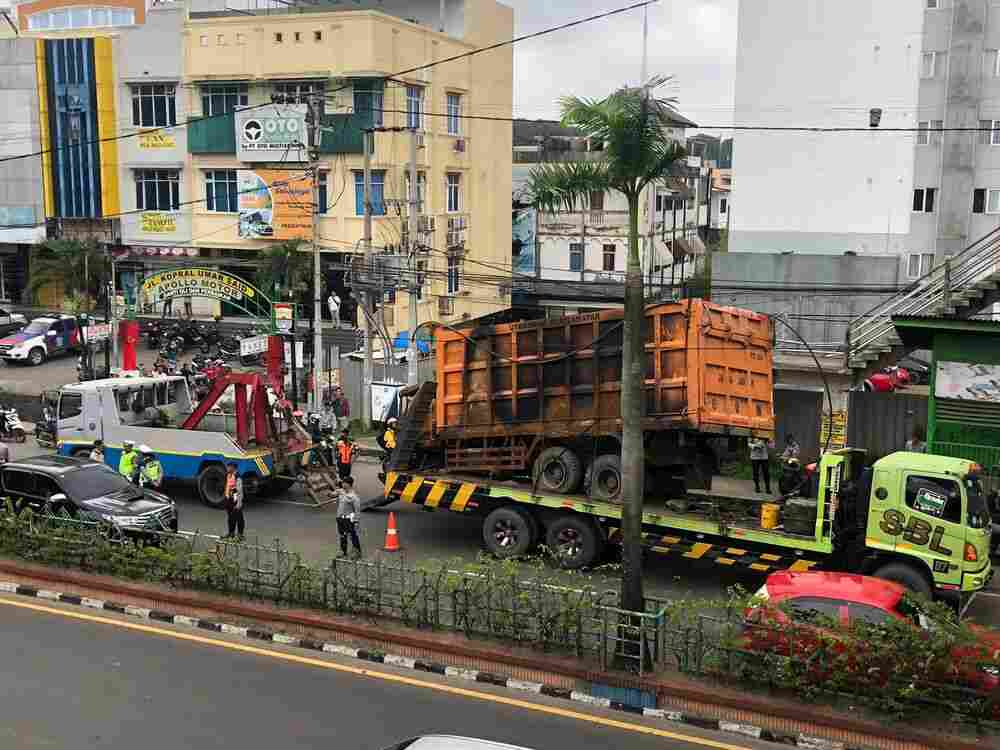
[[482, 505, 603, 570]]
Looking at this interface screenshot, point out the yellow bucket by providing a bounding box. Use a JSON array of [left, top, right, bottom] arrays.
[[760, 503, 781, 530]]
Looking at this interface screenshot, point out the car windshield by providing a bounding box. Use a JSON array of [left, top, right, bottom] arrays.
[[60, 466, 140, 501], [21, 320, 50, 336], [965, 475, 991, 529]]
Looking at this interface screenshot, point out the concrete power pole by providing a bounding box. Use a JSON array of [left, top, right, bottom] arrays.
[[407, 129, 419, 385], [308, 93, 325, 413], [361, 129, 374, 430]]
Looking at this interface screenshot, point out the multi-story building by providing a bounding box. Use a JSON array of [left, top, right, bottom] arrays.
[[183, 0, 513, 332]]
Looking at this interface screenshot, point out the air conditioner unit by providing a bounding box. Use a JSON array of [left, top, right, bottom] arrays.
[[454, 138, 466, 153], [447, 233, 466, 250], [438, 297, 454, 316], [418, 215, 435, 233]]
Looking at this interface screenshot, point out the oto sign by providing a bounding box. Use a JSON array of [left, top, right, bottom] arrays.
[[234, 105, 308, 162]]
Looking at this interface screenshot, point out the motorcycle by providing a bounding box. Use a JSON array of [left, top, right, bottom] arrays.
[[0, 407, 26, 443], [145, 320, 162, 350]]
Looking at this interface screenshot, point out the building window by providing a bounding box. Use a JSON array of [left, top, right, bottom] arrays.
[[135, 169, 179, 211], [917, 120, 943, 146], [926, 0, 939, 7], [719, 197, 728, 214], [447, 254, 462, 294], [569, 243, 584, 272], [907, 253, 935, 279], [602, 244, 616, 272], [316, 172, 328, 215], [979, 120, 1000, 145], [314, 30, 322, 42], [405, 171, 427, 212], [988, 49, 1000, 77], [407, 85, 423, 130], [131, 84, 176, 128], [236, 32, 245, 45], [274, 32, 283, 43], [589, 190, 605, 211], [294, 31, 301, 43], [205, 170, 238, 213], [354, 171, 386, 216], [446, 93, 461, 136], [384, 287, 396, 305], [912, 187, 936, 213], [201, 84, 248, 116], [446, 173, 461, 213], [274, 80, 324, 104], [28, 5, 134, 30], [973, 187, 1000, 214], [353, 84, 383, 127], [216, 34, 225, 46], [921, 51, 945, 79]]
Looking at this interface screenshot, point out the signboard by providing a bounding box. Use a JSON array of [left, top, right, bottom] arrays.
[[237, 169, 312, 241], [140, 268, 258, 306], [371, 382, 404, 423], [283, 340, 305, 367], [240, 334, 269, 357], [935, 361, 1000, 402], [234, 105, 308, 162], [82, 323, 111, 342], [819, 410, 848, 452], [512, 208, 536, 275], [138, 131, 176, 149], [141, 212, 176, 234], [274, 302, 293, 333]]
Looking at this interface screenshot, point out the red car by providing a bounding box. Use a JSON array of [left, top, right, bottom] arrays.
[[743, 571, 1000, 696]]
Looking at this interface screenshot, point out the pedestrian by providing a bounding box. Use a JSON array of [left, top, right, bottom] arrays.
[[336, 429, 354, 479], [222, 463, 245, 540], [906, 424, 927, 453], [335, 476, 362, 558], [118, 439, 140, 483], [331, 386, 350, 432], [183, 296, 193, 319], [377, 417, 398, 456], [748, 436, 772, 494], [139, 445, 164, 489], [327, 289, 341, 328], [89, 439, 105, 464], [780, 433, 800, 461], [0, 440, 8, 466]]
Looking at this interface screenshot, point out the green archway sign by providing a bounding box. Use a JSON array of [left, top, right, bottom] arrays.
[[139, 267, 275, 331]]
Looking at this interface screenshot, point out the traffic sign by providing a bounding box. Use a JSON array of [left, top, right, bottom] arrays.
[[240, 334, 269, 357]]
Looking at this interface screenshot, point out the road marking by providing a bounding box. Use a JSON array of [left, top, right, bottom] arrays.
[[0, 595, 749, 750]]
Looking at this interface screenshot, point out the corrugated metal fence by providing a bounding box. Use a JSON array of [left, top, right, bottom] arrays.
[[846, 391, 928, 459]]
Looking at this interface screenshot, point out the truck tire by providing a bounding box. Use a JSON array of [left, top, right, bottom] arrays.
[[482, 506, 535, 558], [873, 561, 932, 599], [545, 514, 602, 570], [533, 446, 583, 494], [197, 464, 228, 509], [588, 454, 622, 502], [257, 477, 295, 498], [28, 347, 45, 366]]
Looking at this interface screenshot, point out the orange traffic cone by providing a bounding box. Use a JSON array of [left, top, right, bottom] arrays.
[[383, 512, 401, 552]]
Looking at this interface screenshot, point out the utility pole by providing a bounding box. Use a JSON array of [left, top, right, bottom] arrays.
[[406, 128, 419, 385], [361, 129, 374, 430], [308, 92, 325, 414]]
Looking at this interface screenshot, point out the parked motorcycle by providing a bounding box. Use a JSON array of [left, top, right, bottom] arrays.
[[0, 407, 26, 443]]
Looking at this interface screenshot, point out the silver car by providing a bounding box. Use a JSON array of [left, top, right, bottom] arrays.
[[383, 737, 536, 750]]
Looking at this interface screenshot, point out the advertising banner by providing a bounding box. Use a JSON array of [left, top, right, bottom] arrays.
[[512, 208, 536, 275], [819, 410, 848, 451], [238, 169, 312, 241], [141, 212, 176, 233], [935, 361, 1000, 402], [234, 105, 308, 162], [140, 268, 258, 306], [138, 131, 176, 149]]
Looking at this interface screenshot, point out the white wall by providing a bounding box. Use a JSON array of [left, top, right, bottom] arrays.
[[731, 0, 924, 254]]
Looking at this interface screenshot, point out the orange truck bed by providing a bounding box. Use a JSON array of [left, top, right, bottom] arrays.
[[434, 299, 774, 441]]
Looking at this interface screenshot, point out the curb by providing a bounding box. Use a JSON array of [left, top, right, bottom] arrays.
[[0, 579, 857, 750]]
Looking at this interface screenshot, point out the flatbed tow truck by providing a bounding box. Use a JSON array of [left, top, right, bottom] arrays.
[[384, 448, 994, 607]]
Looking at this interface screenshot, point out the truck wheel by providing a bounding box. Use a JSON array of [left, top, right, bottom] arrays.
[[873, 561, 932, 599], [482, 506, 535, 558], [545, 515, 602, 570], [197, 464, 228, 508], [589, 454, 622, 502], [533, 446, 583, 494], [28, 347, 45, 366]]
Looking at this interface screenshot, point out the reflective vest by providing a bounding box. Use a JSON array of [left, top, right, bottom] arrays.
[[118, 449, 138, 479], [384, 428, 397, 450], [141, 460, 163, 486], [337, 439, 353, 464]]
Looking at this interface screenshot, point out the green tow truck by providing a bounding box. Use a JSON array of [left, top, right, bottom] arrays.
[[384, 449, 993, 606]]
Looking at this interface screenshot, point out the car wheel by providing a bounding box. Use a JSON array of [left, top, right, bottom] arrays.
[[873, 561, 932, 599], [544, 514, 602, 570], [28, 347, 45, 366], [482, 506, 535, 559], [197, 464, 228, 508]]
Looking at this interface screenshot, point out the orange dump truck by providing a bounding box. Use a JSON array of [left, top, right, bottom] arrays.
[[394, 299, 774, 502]]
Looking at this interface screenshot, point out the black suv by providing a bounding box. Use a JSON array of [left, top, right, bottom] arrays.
[[0, 455, 178, 534]]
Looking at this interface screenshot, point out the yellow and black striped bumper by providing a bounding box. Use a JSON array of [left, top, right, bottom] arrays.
[[384, 472, 480, 512]]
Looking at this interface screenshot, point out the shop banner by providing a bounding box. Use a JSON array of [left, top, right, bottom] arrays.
[[936, 361, 1000, 402], [141, 212, 176, 233], [140, 268, 258, 305], [819, 410, 848, 451], [234, 105, 308, 162], [238, 169, 312, 241], [138, 131, 176, 149]]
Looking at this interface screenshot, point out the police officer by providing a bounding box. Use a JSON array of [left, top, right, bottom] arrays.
[[89, 439, 105, 464], [118, 440, 140, 484], [139, 445, 163, 489]]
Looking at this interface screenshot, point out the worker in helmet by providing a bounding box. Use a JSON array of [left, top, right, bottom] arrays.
[[118, 440, 140, 484], [139, 444, 164, 489], [336, 429, 354, 480]]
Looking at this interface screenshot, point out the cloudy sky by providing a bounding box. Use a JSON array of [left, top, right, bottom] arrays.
[[504, 0, 738, 128]]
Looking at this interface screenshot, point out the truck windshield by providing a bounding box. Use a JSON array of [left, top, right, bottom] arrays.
[[964, 475, 991, 530]]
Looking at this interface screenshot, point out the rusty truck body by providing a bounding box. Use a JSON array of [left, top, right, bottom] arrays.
[[392, 299, 774, 503]]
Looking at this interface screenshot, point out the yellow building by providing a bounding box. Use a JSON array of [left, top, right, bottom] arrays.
[[184, 0, 514, 334]]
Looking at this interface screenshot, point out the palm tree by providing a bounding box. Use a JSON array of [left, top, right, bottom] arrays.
[[28, 239, 107, 311], [528, 76, 687, 613], [255, 240, 311, 302]]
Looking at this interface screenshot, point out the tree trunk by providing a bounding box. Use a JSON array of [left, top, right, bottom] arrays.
[[619, 191, 645, 614]]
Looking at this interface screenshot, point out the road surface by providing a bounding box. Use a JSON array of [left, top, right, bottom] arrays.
[[0, 594, 766, 750]]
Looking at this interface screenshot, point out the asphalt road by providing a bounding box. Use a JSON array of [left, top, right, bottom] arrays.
[[0, 595, 767, 750]]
